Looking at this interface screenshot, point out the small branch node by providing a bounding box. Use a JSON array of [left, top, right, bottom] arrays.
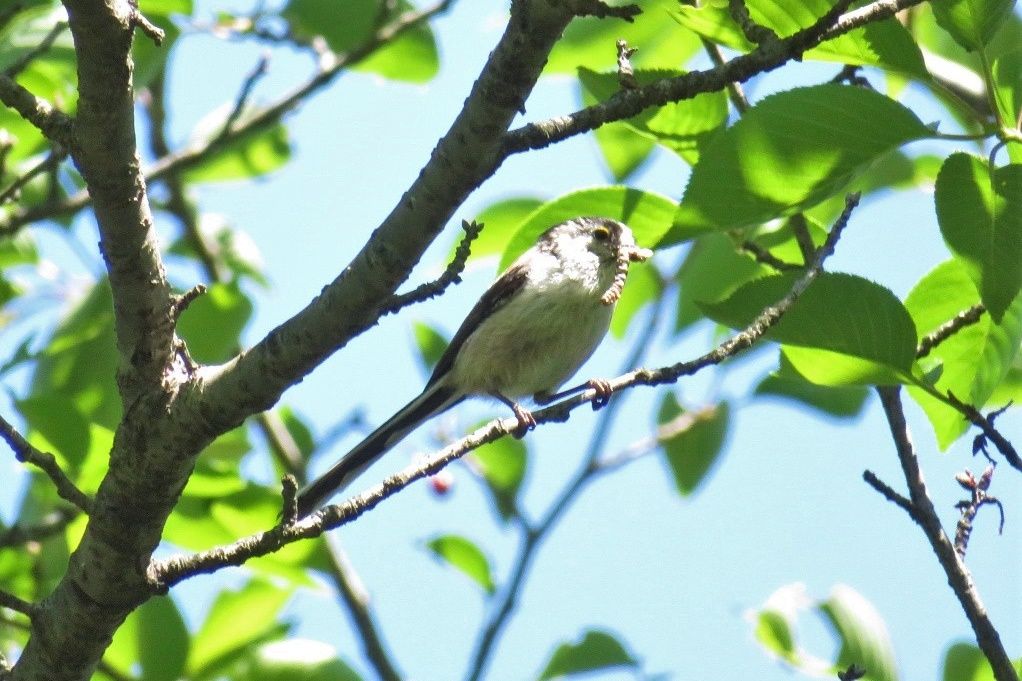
[[132, 8, 165, 45], [573, 0, 642, 22], [729, 0, 779, 45], [170, 283, 208, 322], [281, 474, 299, 526], [0, 412, 92, 513], [616, 39, 639, 90], [862, 469, 917, 520], [916, 304, 985, 358], [0, 588, 37, 618], [954, 464, 1005, 558]]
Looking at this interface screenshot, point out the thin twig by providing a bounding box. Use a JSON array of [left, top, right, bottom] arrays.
[[943, 393, 1022, 472], [0, 507, 79, 547], [131, 8, 165, 45], [739, 239, 801, 271], [916, 304, 986, 358], [873, 387, 1017, 681], [215, 53, 271, 143], [0, 413, 92, 513], [380, 219, 483, 316], [0, 588, 36, 618], [0, 75, 73, 145], [0, 146, 66, 206], [728, 0, 778, 45]]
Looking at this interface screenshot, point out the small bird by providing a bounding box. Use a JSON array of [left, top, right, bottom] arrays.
[[297, 217, 652, 516]]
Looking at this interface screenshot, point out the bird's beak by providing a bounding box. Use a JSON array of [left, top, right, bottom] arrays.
[[626, 245, 653, 262]]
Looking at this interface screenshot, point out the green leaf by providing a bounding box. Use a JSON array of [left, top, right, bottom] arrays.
[[537, 629, 639, 680], [138, 596, 190, 681], [169, 215, 268, 286], [31, 280, 120, 429], [188, 579, 293, 676], [545, 0, 700, 73], [935, 154, 1022, 321], [756, 357, 870, 418], [610, 260, 660, 339], [458, 198, 544, 262], [671, 85, 932, 237], [411, 321, 449, 374], [183, 108, 292, 183], [500, 187, 674, 269], [177, 281, 253, 363], [283, 0, 438, 83], [425, 534, 495, 594], [591, 120, 656, 182], [279, 407, 316, 461], [753, 610, 798, 664], [0, 231, 38, 267], [905, 260, 1022, 448], [992, 50, 1022, 126], [931, 0, 1015, 50], [942, 643, 996, 681], [577, 67, 728, 165], [180, 427, 251, 498], [16, 394, 90, 468], [239, 640, 361, 681], [670, 0, 926, 76], [470, 434, 526, 522], [700, 272, 918, 383], [820, 585, 898, 681], [657, 395, 729, 496], [674, 232, 770, 334]]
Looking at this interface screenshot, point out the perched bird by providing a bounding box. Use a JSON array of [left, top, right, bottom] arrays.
[[297, 216, 652, 516]]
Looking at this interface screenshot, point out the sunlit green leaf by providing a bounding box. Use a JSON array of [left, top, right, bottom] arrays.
[[657, 394, 728, 496], [470, 434, 526, 522], [754, 610, 798, 664], [700, 272, 918, 383], [820, 585, 898, 681], [500, 187, 674, 268], [459, 198, 544, 262], [992, 50, 1022, 126], [16, 394, 90, 468], [756, 355, 870, 418], [591, 120, 656, 182], [942, 643, 996, 681], [672, 85, 931, 238], [577, 67, 728, 165], [546, 0, 700, 73], [610, 259, 660, 339], [905, 260, 1022, 448], [931, 0, 1015, 50], [411, 321, 448, 374], [177, 281, 253, 363], [184, 107, 291, 183], [538, 629, 639, 680], [137, 596, 190, 681], [188, 579, 293, 677], [671, 0, 926, 76], [935, 154, 1022, 321], [425, 534, 495, 594]]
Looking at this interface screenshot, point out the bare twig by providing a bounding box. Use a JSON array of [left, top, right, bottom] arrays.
[[728, 0, 778, 45], [0, 588, 36, 618], [739, 239, 801, 272], [0, 76, 73, 145], [916, 304, 986, 358], [169, 283, 208, 321], [0, 413, 92, 513], [0, 507, 79, 547], [873, 387, 1017, 681], [943, 393, 1022, 472], [130, 7, 165, 45], [572, 0, 641, 21], [215, 53, 271, 142], [862, 469, 917, 521], [0, 146, 67, 206], [380, 219, 483, 316]]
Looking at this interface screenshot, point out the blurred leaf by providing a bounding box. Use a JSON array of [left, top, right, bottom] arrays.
[[657, 394, 729, 496], [610, 259, 660, 339], [905, 260, 1022, 448], [671, 85, 931, 238], [992, 50, 1022, 126], [132, 14, 180, 89], [820, 585, 898, 681], [754, 610, 798, 664], [538, 629, 639, 680], [671, 0, 926, 76], [177, 281, 253, 363], [756, 356, 870, 418], [578, 68, 728, 165], [170, 214, 268, 286], [284, 0, 438, 83], [700, 272, 918, 384], [184, 107, 291, 183], [546, 0, 700, 73], [942, 643, 996, 681], [459, 198, 544, 262], [411, 321, 448, 374], [935, 154, 1022, 322], [180, 427, 251, 498], [0, 231, 38, 267], [500, 187, 675, 268], [591, 120, 656, 182], [425, 534, 495, 594], [188, 579, 293, 677], [239, 639, 361, 681], [31, 280, 120, 428], [931, 0, 1015, 50], [470, 434, 526, 522], [106, 596, 189, 681], [279, 407, 316, 460], [16, 394, 90, 468], [674, 232, 769, 334]]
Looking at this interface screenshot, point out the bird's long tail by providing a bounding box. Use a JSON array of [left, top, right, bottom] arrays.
[[297, 382, 462, 516]]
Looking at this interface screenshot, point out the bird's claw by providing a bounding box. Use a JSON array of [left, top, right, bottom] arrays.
[[587, 379, 613, 411]]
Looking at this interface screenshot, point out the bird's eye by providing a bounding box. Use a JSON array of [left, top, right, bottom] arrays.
[[593, 226, 611, 242]]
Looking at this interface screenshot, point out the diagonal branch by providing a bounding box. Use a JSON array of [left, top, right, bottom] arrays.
[[502, 0, 925, 155], [872, 387, 1018, 681], [0, 76, 73, 146], [0, 413, 92, 513]]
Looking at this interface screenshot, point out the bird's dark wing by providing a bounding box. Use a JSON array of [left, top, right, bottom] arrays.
[[426, 262, 530, 388]]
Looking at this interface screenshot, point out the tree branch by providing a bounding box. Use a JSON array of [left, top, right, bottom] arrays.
[[0, 413, 92, 513], [916, 304, 985, 358], [872, 387, 1017, 681], [0, 76, 73, 146], [502, 0, 924, 155]]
